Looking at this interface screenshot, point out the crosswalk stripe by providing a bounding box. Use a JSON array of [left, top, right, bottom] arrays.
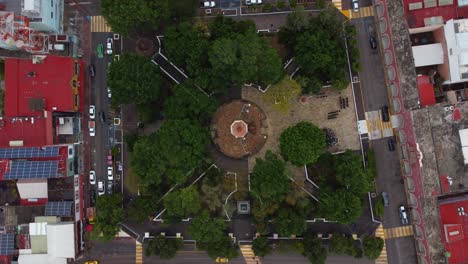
[[375, 224, 388, 263], [91, 15, 112, 32], [135, 241, 143, 264]]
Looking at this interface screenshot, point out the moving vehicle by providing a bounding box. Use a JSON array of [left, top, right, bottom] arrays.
[[352, 0, 359, 12], [107, 87, 112, 99], [89, 121, 95, 137], [89, 170, 96, 185], [106, 38, 113, 55], [399, 205, 409, 225], [201, 1, 215, 7], [107, 181, 113, 194], [369, 36, 377, 49], [245, 0, 262, 5], [98, 181, 105, 196], [90, 190, 96, 206], [89, 105, 96, 120], [89, 64, 96, 78], [99, 112, 106, 124], [107, 166, 113, 181], [381, 192, 389, 207], [85, 261, 99, 264], [97, 44, 104, 58], [381, 105, 390, 122], [215, 257, 229, 263], [388, 138, 396, 152]]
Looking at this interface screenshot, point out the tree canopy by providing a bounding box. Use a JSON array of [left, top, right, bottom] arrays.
[[303, 234, 327, 264], [108, 53, 162, 106], [164, 81, 218, 125], [252, 236, 272, 257], [145, 235, 183, 259], [362, 236, 384, 260], [131, 119, 209, 185], [251, 151, 290, 206], [318, 189, 363, 224], [273, 208, 307, 237], [279, 122, 326, 166], [163, 187, 201, 222], [329, 233, 362, 258], [335, 150, 372, 194], [91, 194, 124, 242], [188, 212, 226, 244]]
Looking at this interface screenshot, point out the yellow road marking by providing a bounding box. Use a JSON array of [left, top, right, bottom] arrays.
[[384, 225, 413, 239], [375, 224, 388, 264], [136, 241, 143, 264], [91, 16, 112, 32]]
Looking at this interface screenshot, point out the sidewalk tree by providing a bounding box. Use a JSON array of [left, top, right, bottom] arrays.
[[303, 234, 327, 264], [108, 53, 161, 106], [91, 194, 124, 242], [252, 236, 271, 257], [335, 150, 372, 194], [318, 189, 363, 224], [251, 151, 289, 205], [145, 235, 183, 259], [329, 233, 362, 258], [205, 236, 239, 259], [163, 186, 201, 222], [131, 119, 209, 185], [362, 235, 384, 260], [279, 122, 326, 166], [273, 208, 307, 237], [188, 212, 226, 244]]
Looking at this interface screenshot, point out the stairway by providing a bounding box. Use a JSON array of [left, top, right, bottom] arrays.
[[239, 245, 261, 264]]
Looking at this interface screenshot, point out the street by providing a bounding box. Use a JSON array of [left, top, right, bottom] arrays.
[[75, 238, 135, 264], [353, 17, 417, 263]]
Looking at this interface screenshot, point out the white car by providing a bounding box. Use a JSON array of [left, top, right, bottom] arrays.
[[89, 170, 96, 185], [245, 0, 262, 5], [106, 38, 113, 55], [107, 87, 112, 99], [201, 1, 215, 7], [107, 166, 113, 181], [89, 121, 95, 137], [98, 181, 105, 196], [399, 205, 409, 225], [89, 105, 95, 120], [352, 0, 359, 12]]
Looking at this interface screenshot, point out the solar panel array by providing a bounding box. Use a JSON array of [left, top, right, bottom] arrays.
[[3, 160, 59, 179], [0, 146, 59, 159], [0, 234, 14, 255], [45, 201, 73, 217]]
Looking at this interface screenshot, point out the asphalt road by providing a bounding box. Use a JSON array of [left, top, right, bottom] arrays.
[[90, 32, 114, 196], [354, 17, 417, 264], [76, 238, 135, 264]]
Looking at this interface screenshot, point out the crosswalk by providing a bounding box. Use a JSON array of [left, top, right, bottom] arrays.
[[365, 110, 394, 140], [240, 245, 261, 264], [90, 15, 112, 32], [330, 0, 374, 19], [375, 224, 388, 264], [136, 241, 143, 264], [384, 225, 413, 239]]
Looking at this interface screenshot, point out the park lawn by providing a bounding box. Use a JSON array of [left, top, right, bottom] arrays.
[[124, 166, 140, 196]]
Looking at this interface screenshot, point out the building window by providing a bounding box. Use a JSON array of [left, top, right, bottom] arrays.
[[51, 12, 53, 19]]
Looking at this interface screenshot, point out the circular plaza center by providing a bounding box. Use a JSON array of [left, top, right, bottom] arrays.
[[210, 100, 268, 159]]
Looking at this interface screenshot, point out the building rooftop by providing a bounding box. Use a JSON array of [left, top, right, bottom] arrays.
[[417, 75, 436, 107], [439, 195, 468, 263], [404, 0, 468, 28], [0, 115, 54, 147]]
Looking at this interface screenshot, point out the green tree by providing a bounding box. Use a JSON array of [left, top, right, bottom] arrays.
[[329, 233, 362, 258], [131, 119, 208, 185], [362, 235, 384, 260], [189, 212, 226, 244], [252, 236, 271, 257], [91, 194, 124, 242], [335, 150, 372, 194], [100, 0, 163, 36], [251, 151, 290, 205], [208, 16, 256, 40], [318, 189, 363, 224], [204, 236, 239, 259], [126, 191, 160, 223], [273, 208, 307, 237], [164, 187, 201, 222], [200, 183, 223, 213], [164, 81, 218, 125], [108, 53, 162, 106], [166, 0, 198, 21], [257, 39, 284, 85], [279, 122, 326, 166], [145, 235, 183, 259], [303, 234, 327, 264], [164, 23, 210, 77]]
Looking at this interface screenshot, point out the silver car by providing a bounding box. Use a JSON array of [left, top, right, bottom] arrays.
[[382, 192, 389, 207], [399, 205, 409, 225]]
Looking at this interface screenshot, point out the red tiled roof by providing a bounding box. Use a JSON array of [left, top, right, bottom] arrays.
[[0, 114, 53, 147], [417, 75, 436, 107], [440, 197, 468, 263], [404, 0, 468, 28]]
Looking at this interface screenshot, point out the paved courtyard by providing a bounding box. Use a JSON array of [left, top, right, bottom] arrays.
[[242, 84, 360, 171]]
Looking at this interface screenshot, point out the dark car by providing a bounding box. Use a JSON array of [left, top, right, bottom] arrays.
[[388, 138, 396, 152], [399, 205, 409, 225], [107, 181, 113, 194], [99, 112, 106, 124], [381, 105, 390, 122], [90, 190, 96, 206], [382, 192, 389, 207], [89, 64, 95, 78], [369, 36, 377, 49]]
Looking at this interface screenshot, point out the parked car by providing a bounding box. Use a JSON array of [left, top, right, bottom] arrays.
[[89, 121, 95, 137], [201, 1, 215, 7], [381, 192, 389, 207], [107, 155, 113, 166], [107, 181, 113, 194], [107, 166, 113, 181], [369, 36, 377, 49], [388, 138, 396, 152], [381, 105, 390, 122], [245, 0, 262, 5], [106, 38, 113, 55], [89, 105, 96, 120], [99, 112, 106, 124], [399, 205, 409, 225], [97, 44, 104, 58], [89, 170, 96, 185], [107, 87, 112, 99], [352, 0, 359, 12], [89, 64, 96, 78], [98, 181, 105, 196], [90, 190, 96, 206]]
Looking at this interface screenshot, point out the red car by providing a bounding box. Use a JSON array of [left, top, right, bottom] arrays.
[[107, 155, 113, 166]]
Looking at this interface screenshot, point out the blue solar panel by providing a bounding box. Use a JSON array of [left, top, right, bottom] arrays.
[[0, 146, 59, 159], [45, 201, 73, 217], [3, 160, 59, 179], [0, 234, 14, 255]]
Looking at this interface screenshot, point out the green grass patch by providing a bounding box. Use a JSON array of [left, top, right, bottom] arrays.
[[124, 166, 140, 196], [263, 77, 301, 114], [374, 195, 384, 218]]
